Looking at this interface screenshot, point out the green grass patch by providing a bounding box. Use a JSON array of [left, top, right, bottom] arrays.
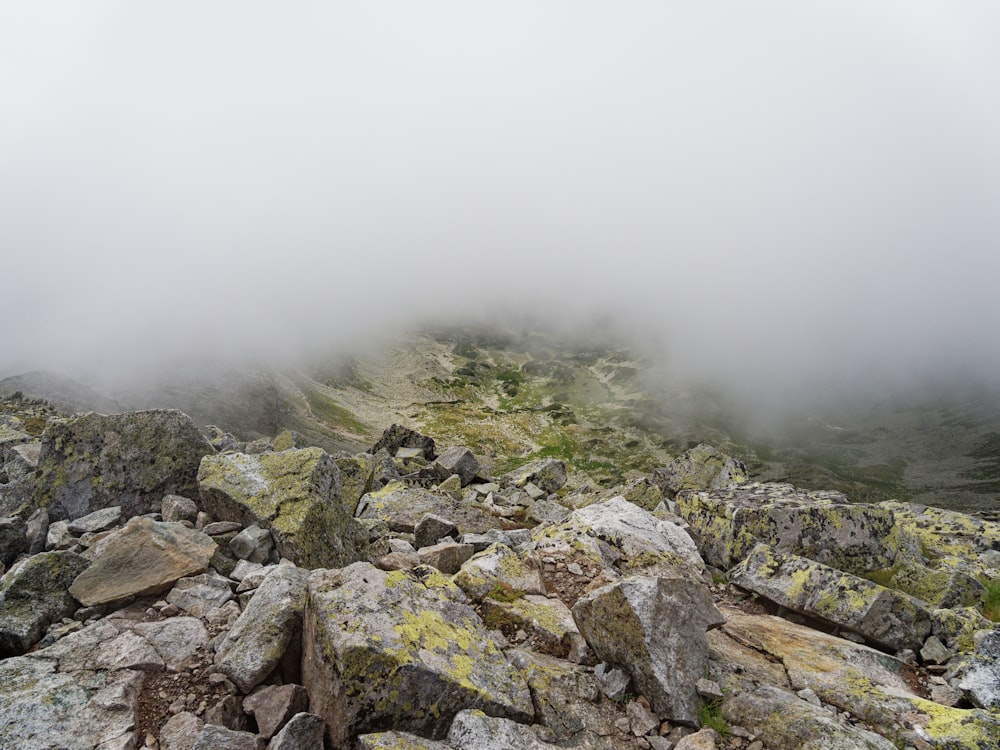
[[983, 581, 1000, 622], [697, 697, 731, 735]]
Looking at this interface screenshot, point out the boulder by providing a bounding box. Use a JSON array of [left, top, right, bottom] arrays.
[[191, 725, 264, 750], [722, 684, 896, 750], [230, 524, 275, 564], [447, 708, 563, 749], [414, 513, 459, 550], [729, 544, 932, 651], [502, 459, 568, 494], [357, 732, 449, 749], [68, 517, 216, 606], [675, 482, 897, 574], [66, 505, 122, 535], [652, 444, 747, 498], [198, 447, 365, 569], [162, 494, 199, 523], [417, 541, 475, 574], [479, 595, 586, 660], [302, 562, 533, 744], [266, 712, 325, 750], [958, 630, 1000, 709], [0, 655, 143, 750], [433, 446, 482, 486], [166, 572, 235, 617], [572, 575, 724, 725], [244, 683, 310, 739], [528, 497, 708, 607], [0, 515, 27, 567], [371, 424, 437, 460], [215, 565, 310, 693], [31, 409, 214, 521], [508, 649, 623, 742], [160, 712, 205, 750], [0, 550, 89, 656], [356, 481, 503, 536], [25, 507, 49, 555], [453, 543, 546, 602]]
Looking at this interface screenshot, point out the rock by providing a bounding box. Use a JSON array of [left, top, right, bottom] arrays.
[[880, 559, 986, 609], [162, 495, 199, 523], [453, 543, 547, 602], [357, 732, 449, 749], [166, 572, 235, 617], [265, 712, 325, 750], [627, 700, 660, 736], [160, 712, 204, 750], [0, 515, 27, 567], [0, 550, 89, 656], [572, 575, 724, 725], [460, 529, 516, 553], [417, 541, 475, 574], [437, 474, 464, 493], [509, 649, 622, 742], [198, 448, 366, 569], [67, 506, 122, 535], [447, 709, 563, 749], [243, 684, 309, 739], [302, 562, 533, 744], [652, 444, 747, 499], [958, 630, 1000, 709], [729, 544, 932, 651], [356, 481, 503, 536], [371, 424, 437, 460], [333, 453, 382, 512], [32, 409, 214, 521], [594, 662, 631, 700], [502, 459, 568, 494], [885, 501, 1000, 563], [479, 594, 586, 660], [721, 684, 898, 750], [46, 519, 73, 550], [0, 655, 143, 750], [932, 606, 991, 652], [675, 482, 896, 574], [528, 497, 708, 607], [920, 635, 953, 665], [0, 443, 41, 516], [696, 678, 723, 699], [204, 694, 249, 732], [414, 513, 459, 550], [271, 430, 306, 452], [69, 517, 216, 606], [191, 725, 264, 750], [230, 525, 275, 564], [204, 521, 244, 535], [433, 446, 482, 486], [215, 565, 310, 693], [674, 728, 722, 749], [25, 507, 49, 555], [126, 617, 208, 671]]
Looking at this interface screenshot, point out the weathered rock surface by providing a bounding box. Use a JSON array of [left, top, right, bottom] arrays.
[[356, 481, 503, 535], [572, 575, 724, 725], [453, 543, 546, 601], [243, 683, 310, 739], [0, 549, 89, 656], [653, 444, 747, 498], [198, 447, 365, 569], [729, 544, 932, 650], [215, 565, 309, 693], [303, 562, 533, 744], [447, 708, 562, 749], [0, 515, 27, 567], [502, 458, 568, 494], [371, 424, 437, 460], [433, 446, 482, 485], [31, 409, 214, 521], [265, 711, 325, 750], [676, 482, 897, 574], [69, 516, 216, 606]]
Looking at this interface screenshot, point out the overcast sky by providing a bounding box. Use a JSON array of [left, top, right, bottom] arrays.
[[2, 3, 998, 404]]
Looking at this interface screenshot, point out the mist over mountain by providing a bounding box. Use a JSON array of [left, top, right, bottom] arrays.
[[2, 3, 999, 417]]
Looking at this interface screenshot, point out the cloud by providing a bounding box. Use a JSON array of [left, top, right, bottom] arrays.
[[2, 2, 998, 405]]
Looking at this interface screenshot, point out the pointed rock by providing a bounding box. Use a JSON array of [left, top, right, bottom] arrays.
[[572, 575, 724, 725]]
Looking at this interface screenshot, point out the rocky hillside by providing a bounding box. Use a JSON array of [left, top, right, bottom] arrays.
[[3, 398, 1000, 749]]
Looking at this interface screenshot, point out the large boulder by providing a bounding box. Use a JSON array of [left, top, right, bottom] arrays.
[[572, 575, 724, 725], [198, 447, 366, 569], [0, 550, 89, 656], [371, 424, 437, 460], [729, 544, 932, 651], [527, 496, 708, 606], [356, 481, 504, 535], [31, 409, 214, 521], [302, 562, 533, 745], [502, 459, 568, 494], [215, 565, 310, 693], [652, 444, 747, 498], [676, 482, 898, 574], [68, 516, 216, 606]]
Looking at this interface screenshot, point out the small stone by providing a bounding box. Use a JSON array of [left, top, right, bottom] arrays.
[[67, 506, 123, 535], [595, 663, 631, 700], [628, 700, 661, 736], [162, 495, 200, 524], [203, 521, 243, 536], [414, 513, 459, 550], [230, 525, 275, 564], [920, 635, 953, 665], [696, 678, 723, 699]]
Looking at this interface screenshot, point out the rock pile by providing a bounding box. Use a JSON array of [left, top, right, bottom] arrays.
[[1, 410, 1000, 749]]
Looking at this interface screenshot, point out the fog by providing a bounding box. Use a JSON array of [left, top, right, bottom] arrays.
[[2, 3, 999, 411]]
